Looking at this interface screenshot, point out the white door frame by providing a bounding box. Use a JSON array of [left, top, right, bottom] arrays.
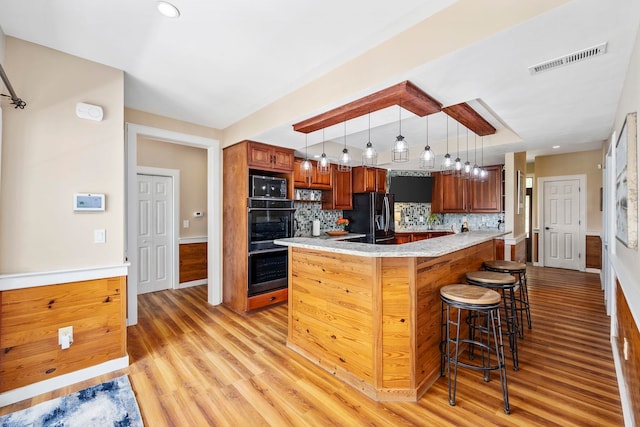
[[137, 167, 180, 293], [537, 174, 587, 271], [126, 123, 221, 325]]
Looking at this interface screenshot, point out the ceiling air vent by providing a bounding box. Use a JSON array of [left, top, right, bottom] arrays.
[[528, 42, 608, 75]]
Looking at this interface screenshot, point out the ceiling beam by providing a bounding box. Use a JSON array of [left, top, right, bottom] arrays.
[[292, 81, 441, 134], [442, 103, 496, 136]]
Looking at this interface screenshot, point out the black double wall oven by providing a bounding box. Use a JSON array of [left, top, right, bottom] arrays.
[[247, 193, 295, 297]]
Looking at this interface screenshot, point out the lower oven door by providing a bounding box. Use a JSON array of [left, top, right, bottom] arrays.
[[248, 248, 288, 297]]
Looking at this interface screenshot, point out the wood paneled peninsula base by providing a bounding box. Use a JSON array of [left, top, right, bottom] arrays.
[[275, 230, 506, 402]]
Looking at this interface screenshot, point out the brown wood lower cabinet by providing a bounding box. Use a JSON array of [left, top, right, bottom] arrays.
[[394, 231, 453, 244], [247, 288, 288, 311], [0, 277, 127, 392]]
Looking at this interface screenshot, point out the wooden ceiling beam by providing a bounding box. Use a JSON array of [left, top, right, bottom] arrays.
[[441, 102, 496, 136], [292, 81, 442, 134]]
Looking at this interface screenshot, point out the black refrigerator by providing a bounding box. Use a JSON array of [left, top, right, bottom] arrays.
[[344, 192, 395, 244]]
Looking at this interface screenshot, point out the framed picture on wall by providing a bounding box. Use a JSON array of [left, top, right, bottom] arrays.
[[615, 111, 638, 249]]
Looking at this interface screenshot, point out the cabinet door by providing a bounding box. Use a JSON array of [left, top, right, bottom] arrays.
[[436, 173, 466, 213], [323, 165, 352, 210], [393, 234, 412, 244], [310, 161, 332, 190], [375, 168, 387, 192], [411, 233, 430, 242], [468, 165, 502, 213], [247, 142, 274, 170], [293, 157, 310, 187], [352, 166, 376, 192], [272, 147, 294, 172]]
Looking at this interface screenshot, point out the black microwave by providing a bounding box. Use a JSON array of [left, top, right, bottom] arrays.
[[250, 175, 287, 199]]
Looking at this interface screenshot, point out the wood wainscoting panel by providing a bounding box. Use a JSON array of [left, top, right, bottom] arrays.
[[615, 281, 640, 420], [179, 242, 207, 283], [586, 235, 602, 269], [0, 277, 127, 392], [288, 248, 377, 392]]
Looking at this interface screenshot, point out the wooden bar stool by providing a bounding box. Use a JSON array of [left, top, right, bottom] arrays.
[[440, 284, 510, 414], [465, 271, 519, 371], [484, 260, 531, 338]]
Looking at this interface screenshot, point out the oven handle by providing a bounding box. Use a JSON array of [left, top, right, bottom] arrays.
[[248, 247, 289, 255]]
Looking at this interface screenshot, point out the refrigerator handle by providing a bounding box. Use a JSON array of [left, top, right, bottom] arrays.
[[384, 195, 390, 232]]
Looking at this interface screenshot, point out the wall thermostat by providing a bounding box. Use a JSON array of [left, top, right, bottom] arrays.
[[76, 102, 104, 121], [194, 211, 203, 217], [74, 193, 105, 212]]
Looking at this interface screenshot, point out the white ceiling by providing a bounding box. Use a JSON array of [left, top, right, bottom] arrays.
[[0, 0, 639, 169]]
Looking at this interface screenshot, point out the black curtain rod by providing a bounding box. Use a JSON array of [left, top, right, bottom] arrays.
[[0, 63, 26, 109]]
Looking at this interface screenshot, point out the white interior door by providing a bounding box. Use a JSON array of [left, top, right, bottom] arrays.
[[137, 174, 173, 294], [543, 178, 581, 270]]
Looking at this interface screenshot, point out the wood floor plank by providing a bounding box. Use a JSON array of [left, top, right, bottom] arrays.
[[0, 265, 624, 426]]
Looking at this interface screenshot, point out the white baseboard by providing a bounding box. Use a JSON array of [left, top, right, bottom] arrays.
[[0, 355, 129, 407], [178, 278, 207, 289], [586, 268, 601, 274], [611, 337, 636, 427]]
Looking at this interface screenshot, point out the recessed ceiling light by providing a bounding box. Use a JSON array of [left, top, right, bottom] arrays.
[[157, 1, 180, 18], [552, 145, 560, 149]]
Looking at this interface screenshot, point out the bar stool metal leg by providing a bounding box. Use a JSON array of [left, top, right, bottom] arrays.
[[439, 284, 510, 415]]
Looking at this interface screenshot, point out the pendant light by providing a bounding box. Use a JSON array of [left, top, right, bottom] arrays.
[[362, 112, 378, 166], [479, 136, 488, 181], [419, 115, 435, 169], [392, 105, 409, 162], [300, 134, 313, 177], [454, 122, 462, 174], [337, 121, 352, 172], [317, 128, 331, 175], [441, 115, 454, 174], [463, 127, 472, 178], [472, 132, 480, 180]]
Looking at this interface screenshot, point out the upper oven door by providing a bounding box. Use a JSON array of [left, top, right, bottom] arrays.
[[248, 199, 295, 251]]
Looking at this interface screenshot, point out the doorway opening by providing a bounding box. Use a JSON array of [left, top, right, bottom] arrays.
[[125, 123, 221, 325]]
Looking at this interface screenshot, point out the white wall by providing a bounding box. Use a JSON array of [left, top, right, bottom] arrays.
[[0, 37, 125, 273]]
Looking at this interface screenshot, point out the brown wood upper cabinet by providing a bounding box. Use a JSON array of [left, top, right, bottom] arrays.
[[431, 165, 503, 213], [247, 141, 294, 173], [322, 164, 353, 210], [293, 157, 332, 190], [352, 166, 387, 193]]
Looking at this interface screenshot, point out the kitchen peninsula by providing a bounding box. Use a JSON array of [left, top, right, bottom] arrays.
[[275, 230, 506, 402]]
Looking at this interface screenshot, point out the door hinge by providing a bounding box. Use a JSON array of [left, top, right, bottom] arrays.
[[578, 253, 581, 259]]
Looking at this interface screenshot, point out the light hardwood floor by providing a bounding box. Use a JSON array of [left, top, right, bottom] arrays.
[[1, 265, 624, 426]]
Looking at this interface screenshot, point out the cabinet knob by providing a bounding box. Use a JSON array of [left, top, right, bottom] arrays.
[[270, 296, 276, 301]]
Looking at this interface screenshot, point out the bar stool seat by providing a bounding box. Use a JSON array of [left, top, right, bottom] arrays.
[[466, 271, 520, 371], [484, 260, 531, 337], [440, 284, 510, 414]]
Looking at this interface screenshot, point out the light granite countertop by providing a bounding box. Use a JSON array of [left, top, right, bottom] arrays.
[[275, 230, 508, 258]]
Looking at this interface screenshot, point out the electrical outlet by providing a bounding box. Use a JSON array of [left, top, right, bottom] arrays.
[[623, 337, 629, 361]]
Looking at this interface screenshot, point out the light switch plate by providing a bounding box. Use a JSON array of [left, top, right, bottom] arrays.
[[94, 229, 106, 243]]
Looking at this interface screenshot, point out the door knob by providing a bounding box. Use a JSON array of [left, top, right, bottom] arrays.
[[545, 227, 551, 230]]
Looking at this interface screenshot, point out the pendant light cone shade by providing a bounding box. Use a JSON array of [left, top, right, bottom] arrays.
[[300, 134, 313, 178], [441, 115, 454, 174], [419, 115, 435, 169], [317, 129, 331, 175], [362, 112, 378, 166], [392, 105, 409, 162], [338, 121, 352, 172]]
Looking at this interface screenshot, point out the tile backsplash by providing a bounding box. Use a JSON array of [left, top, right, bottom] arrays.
[[395, 201, 503, 231], [294, 190, 343, 236], [293, 188, 504, 236]]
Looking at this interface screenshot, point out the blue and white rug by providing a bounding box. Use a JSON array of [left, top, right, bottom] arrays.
[[0, 375, 143, 427]]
